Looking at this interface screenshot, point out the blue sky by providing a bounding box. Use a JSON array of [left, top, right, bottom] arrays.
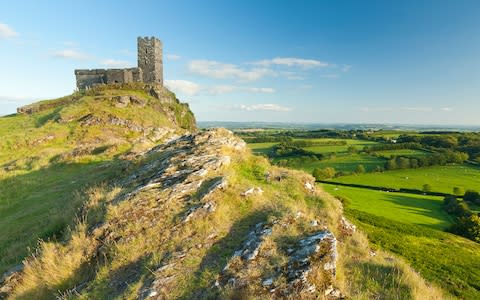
[[1, 0, 479, 124]]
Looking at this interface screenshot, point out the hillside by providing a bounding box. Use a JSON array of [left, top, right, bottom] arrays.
[[0, 85, 445, 299]]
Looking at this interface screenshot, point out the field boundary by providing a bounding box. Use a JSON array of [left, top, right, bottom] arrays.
[[319, 180, 457, 198]]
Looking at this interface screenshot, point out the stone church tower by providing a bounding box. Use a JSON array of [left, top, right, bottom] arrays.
[[74, 36, 163, 89], [137, 37, 163, 85]]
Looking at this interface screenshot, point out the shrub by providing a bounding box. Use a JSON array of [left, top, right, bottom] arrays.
[[312, 167, 336, 180], [355, 164, 366, 174], [464, 190, 480, 205], [422, 184, 432, 193], [453, 187, 464, 196]]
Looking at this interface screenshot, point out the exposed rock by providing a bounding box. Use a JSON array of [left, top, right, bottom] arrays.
[[114, 95, 131, 107], [340, 217, 356, 235], [0, 265, 23, 299], [240, 187, 263, 197], [285, 231, 337, 294]]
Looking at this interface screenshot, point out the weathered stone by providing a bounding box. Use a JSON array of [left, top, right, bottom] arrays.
[[74, 37, 162, 90], [114, 95, 130, 107]]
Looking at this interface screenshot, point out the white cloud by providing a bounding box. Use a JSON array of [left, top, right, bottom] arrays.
[[360, 107, 394, 112], [209, 85, 275, 95], [101, 59, 132, 67], [321, 74, 339, 79], [0, 23, 18, 38], [253, 57, 328, 68], [402, 107, 433, 112], [342, 64, 352, 72], [440, 107, 453, 112], [0, 95, 30, 104], [51, 49, 90, 60], [165, 80, 201, 96], [188, 60, 273, 81], [234, 103, 292, 112], [166, 54, 181, 60]]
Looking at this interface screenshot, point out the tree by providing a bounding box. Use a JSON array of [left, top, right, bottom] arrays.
[[347, 146, 358, 154], [422, 184, 432, 193], [453, 187, 464, 196], [451, 214, 480, 243], [312, 167, 336, 180], [355, 164, 366, 174], [464, 190, 480, 205], [385, 159, 397, 170]]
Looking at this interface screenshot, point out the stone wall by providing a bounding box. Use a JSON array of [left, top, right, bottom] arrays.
[[74, 36, 163, 90], [75, 68, 143, 90]]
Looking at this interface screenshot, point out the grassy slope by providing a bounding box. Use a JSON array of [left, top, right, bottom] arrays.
[[9, 149, 445, 300], [0, 84, 194, 275], [344, 208, 480, 299], [322, 185, 452, 230], [331, 164, 480, 194]]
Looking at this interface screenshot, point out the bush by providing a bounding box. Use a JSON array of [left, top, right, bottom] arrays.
[[464, 190, 480, 205], [422, 184, 432, 193], [450, 214, 480, 243], [355, 164, 366, 174], [453, 187, 464, 196], [312, 167, 336, 180]]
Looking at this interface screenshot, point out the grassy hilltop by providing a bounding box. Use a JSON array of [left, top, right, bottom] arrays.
[[0, 84, 447, 299], [0, 83, 195, 277]]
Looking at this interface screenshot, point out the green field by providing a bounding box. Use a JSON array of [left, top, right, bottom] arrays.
[[346, 208, 480, 299], [248, 138, 380, 156], [331, 164, 480, 194], [278, 153, 385, 173], [322, 184, 452, 229], [373, 149, 429, 157]]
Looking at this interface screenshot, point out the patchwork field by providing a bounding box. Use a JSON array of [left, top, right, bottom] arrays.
[[277, 153, 384, 173], [330, 164, 480, 194], [322, 184, 452, 229], [373, 149, 429, 157]]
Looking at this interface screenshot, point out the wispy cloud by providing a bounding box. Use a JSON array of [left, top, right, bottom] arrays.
[[51, 49, 90, 60], [342, 64, 352, 72], [165, 79, 201, 96], [166, 54, 181, 60], [0, 95, 31, 104], [209, 85, 275, 95], [188, 60, 273, 81], [232, 103, 292, 112], [360, 106, 394, 112], [440, 107, 453, 112], [360, 106, 435, 113], [253, 57, 328, 68], [402, 107, 433, 112], [0, 23, 18, 38], [101, 59, 132, 67], [321, 74, 340, 79]]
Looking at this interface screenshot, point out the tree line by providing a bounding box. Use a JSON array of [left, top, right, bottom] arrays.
[[443, 190, 480, 243]]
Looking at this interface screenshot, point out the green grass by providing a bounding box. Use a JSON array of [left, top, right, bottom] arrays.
[[374, 149, 429, 157], [322, 184, 452, 230], [277, 153, 385, 173], [247, 138, 380, 156], [346, 209, 480, 299], [0, 161, 122, 275], [331, 164, 480, 194], [0, 84, 194, 275]]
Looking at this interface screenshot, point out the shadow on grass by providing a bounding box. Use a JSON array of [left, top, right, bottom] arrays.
[[35, 107, 62, 128], [382, 194, 452, 230], [0, 159, 124, 275], [179, 209, 274, 299]]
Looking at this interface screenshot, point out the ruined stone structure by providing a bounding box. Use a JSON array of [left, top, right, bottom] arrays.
[[75, 37, 163, 90]]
